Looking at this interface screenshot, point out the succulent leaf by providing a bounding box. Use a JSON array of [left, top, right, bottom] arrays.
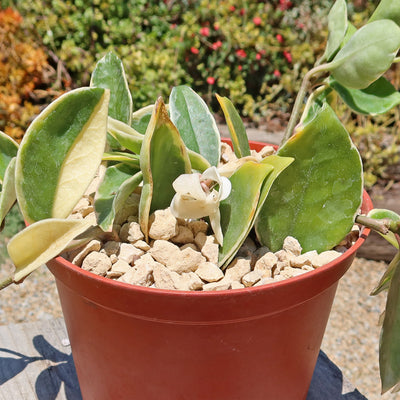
[[330, 20, 400, 89], [90, 52, 133, 125], [216, 94, 251, 158], [15, 87, 110, 223], [218, 161, 274, 268], [256, 103, 363, 253], [0, 157, 17, 229], [369, 0, 400, 26], [107, 116, 143, 154], [139, 98, 191, 240], [379, 251, 400, 394], [7, 218, 93, 283], [131, 105, 154, 134], [0, 130, 18, 183], [330, 76, 400, 115], [170, 86, 220, 166], [95, 163, 142, 231], [324, 0, 348, 61]]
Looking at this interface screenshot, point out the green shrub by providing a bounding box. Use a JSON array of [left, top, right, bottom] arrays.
[[2, 0, 398, 187]]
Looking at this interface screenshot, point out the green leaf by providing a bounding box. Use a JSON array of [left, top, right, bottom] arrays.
[[329, 19, 400, 89], [0, 131, 18, 183], [371, 252, 400, 296], [131, 105, 154, 134], [95, 163, 142, 231], [139, 98, 191, 239], [90, 52, 132, 125], [15, 88, 109, 223], [216, 94, 250, 158], [218, 161, 274, 268], [380, 251, 400, 393], [7, 218, 93, 283], [368, 208, 400, 249], [369, 0, 400, 26], [258, 155, 294, 210], [0, 157, 17, 229], [108, 117, 210, 172], [256, 103, 363, 253], [107, 116, 143, 154], [324, 0, 348, 61], [330, 76, 400, 115], [170, 86, 220, 166], [102, 152, 140, 167]]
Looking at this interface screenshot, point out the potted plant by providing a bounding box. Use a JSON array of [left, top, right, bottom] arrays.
[[1, 0, 400, 398]]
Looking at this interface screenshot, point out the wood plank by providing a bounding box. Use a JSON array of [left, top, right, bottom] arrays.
[[0, 318, 81, 400], [0, 318, 367, 399]]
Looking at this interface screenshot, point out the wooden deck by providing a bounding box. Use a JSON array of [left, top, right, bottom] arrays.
[[0, 317, 367, 399]]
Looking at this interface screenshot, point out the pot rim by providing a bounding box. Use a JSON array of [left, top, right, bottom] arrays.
[[52, 140, 372, 299]]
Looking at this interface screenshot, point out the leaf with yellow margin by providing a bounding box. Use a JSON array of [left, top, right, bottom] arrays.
[[7, 218, 93, 283], [15, 87, 110, 223]]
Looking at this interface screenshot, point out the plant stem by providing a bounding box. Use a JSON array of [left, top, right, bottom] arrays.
[[281, 63, 332, 145], [355, 215, 393, 235], [300, 83, 329, 124], [0, 275, 13, 291]]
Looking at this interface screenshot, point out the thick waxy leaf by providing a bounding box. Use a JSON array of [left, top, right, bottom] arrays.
[[216, 94, 250, 158], [95, 163, 141, 230], [7, 218, 93, 283], [371, 252, 400, 296], [258, 155, 294, 209], [330, 20, 400, 89], [170, 86, 220, 166], [324, 0, 348, 61], [16, 87, 109, 223], [108, 117, 210, 172], [132, 105, 154, 134], [369, 0, 400, 26], [139, 98, 191, 239], [107, 116, 143, 154], [379, 251, 400, 393], [90, 52, 132, 125], [0, 157, 17, 228], [330, 76, 400, 115], [0, 131, 18, 183], [256, 103, 363, 253], [218, 161, 273, 268], [102, 151, 140, 167]]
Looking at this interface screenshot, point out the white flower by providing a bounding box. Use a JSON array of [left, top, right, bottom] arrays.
[[170, 166, 231, 244]]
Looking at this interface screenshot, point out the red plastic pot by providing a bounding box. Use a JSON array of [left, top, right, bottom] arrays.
[[47, 140, 372, 400]]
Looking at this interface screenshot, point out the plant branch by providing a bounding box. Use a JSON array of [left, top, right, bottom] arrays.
[[281, 63, 332, 145], [0, 276, 13, 291], [355, 215, 395, 235], [300, 83, 329, 124]]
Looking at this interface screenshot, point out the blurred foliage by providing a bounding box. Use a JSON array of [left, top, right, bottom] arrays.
[[0, 0, 399, 187], [0, 8, 65, 142]]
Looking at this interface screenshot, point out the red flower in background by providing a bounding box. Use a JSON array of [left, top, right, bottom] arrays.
[[212, 40, 222, 50], [256, 53, 262, 60], [283, 50, 292, 63], [276, 34, 284, 43], [273, 69, 281, 78], [229, 5, 236, 12], [238, 65, 243, 71], [207, 77, 215, 85], [236, 49, 247, 58], [240, 8, 245, 16], [200, 27, 210, 37], [253, 17, 262, 26], [190, 47, 199, 54], [279, 0, 293, 11]]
